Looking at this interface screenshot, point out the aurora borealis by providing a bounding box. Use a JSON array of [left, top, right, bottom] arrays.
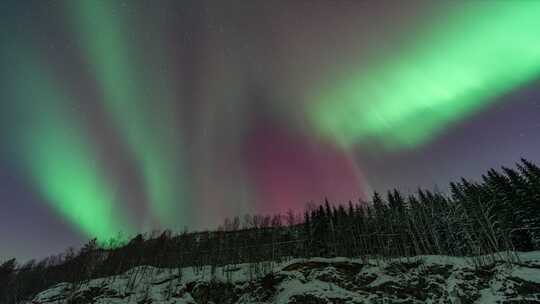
[[1, 0, 540, 260], [310, 1, 540, 149], [4, 48, 133, 241], [67, 0, 190, 230]]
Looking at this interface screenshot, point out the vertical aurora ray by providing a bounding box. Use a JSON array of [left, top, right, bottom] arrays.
[[67, 1, 189, 229], [3, 49, 133, 240], [309, 2, 540, 150]]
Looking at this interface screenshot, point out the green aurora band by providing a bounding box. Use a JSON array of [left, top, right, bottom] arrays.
[[5, 50, 133, 240], [68, 1, 189, 229], [310, 2, 540, 150]]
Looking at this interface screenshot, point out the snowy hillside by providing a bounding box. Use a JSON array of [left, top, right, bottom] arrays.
[[30, 252, 540, 304]]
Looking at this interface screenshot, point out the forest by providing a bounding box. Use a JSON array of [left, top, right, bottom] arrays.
[[1, 158, 539, 303]]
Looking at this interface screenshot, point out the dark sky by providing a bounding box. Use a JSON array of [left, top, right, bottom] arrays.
[[1, 0, 539, 261]]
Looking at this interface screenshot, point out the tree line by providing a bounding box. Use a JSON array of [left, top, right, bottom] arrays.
[[1, 158, 539, 303]]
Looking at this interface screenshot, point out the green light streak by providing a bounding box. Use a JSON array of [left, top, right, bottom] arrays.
[[5, 50, 133, 241], [310, 2, 540, 150], [67, 1, 189, 228]]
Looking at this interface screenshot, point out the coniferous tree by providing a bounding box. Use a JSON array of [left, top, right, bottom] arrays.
[[0, 258, 17, 302]]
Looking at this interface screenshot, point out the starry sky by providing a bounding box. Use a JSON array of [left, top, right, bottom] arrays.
[[1, 0, 540, 261]]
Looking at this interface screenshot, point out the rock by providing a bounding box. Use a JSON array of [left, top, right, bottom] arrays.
[[29, 252, 540, 304]]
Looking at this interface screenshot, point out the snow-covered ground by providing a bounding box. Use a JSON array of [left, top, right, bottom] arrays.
[[30, 251, 540, 304]]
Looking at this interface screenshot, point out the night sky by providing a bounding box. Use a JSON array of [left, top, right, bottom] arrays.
[[1, 0, 540, 261]]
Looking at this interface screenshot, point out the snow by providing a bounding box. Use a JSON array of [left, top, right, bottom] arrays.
[[511, 266, 540, 283], [30, 251, 540, 304]]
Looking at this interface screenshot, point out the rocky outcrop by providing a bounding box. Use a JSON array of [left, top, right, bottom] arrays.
[[29, 252, 540, 304]]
